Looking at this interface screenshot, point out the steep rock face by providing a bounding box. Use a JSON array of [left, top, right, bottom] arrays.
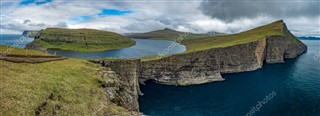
[[91, 21, 307, 114], [139, 25, 307, 85], [139, 40, 267, 85], [93, 22, 307, 86], [265, 25, 307, 63], [92, 60, 141, 112]]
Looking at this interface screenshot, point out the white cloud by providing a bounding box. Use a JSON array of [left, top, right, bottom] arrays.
[[0, 0, 319, 37]]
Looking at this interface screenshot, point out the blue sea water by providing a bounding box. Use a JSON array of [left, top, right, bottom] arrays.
[[0, 34, 34, 48], [139, 40, 320, 116]]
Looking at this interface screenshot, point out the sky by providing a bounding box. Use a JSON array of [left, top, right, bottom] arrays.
[[0, 0, 319, 37]]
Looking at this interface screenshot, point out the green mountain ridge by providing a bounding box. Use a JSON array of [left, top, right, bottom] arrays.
[[126, 28, 214, 40], [26, 28, 135, 52]]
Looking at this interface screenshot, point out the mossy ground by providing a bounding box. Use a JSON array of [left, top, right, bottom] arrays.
[[0, 47, 131, 115], [0, 46, 50, 56]]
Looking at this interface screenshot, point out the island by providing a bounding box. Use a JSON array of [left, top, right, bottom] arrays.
[[26, 28, 135, 52], [0, 20, 307, 115]]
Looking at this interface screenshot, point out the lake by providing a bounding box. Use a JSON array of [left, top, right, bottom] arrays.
[[138, 40, 320, 116], [0, 35, 186, 59], [46, 39, 186, 59]]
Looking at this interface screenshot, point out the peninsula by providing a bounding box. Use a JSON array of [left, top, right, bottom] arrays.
[[26, 28, 135, 52]]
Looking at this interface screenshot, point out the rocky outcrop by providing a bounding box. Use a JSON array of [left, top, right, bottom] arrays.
[[92, 60, 141, 113], [25, 42, 42, 51], [0, 54, 67, 63]]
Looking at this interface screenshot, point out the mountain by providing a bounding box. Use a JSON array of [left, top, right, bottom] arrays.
[[26, 28, 135, 52], [126, 28, 211, 40], [182, 20, 304, 52], [298, 36, 320, 40], [206, 31, 226, 36]]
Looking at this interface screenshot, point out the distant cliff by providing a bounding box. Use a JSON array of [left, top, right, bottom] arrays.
[[139, 37, 306, 85], [22, 30, 39, 37], [138, 20, 306, 85]]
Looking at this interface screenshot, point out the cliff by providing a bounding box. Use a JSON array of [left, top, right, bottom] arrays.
[[94, 20, 307, 86], [138, 20, 306, 85], [88, 20, 306, 113], [92, 59, 141, 113], [0, 47, 135, 115], [22, 30, 40, 37]]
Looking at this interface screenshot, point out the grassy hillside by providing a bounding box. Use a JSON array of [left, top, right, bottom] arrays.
[[0, 47, 131, 115], [136, 20, 302, 61], [182, 20, 299, 52], [126, 28, 210, 40], [32, 28, 135, 52], [0, 46, 50, 56]]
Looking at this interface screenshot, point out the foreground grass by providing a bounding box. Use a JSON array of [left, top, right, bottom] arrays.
[[0, 47, 130, 115], [33, 28, 135, 52], [0, 46, 50, 56]]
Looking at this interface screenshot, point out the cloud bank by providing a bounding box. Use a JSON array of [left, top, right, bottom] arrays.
[[0, 0, 319, 37]]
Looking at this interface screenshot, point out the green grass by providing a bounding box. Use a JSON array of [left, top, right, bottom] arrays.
[[0, 46, 51, 56], [182, 20, 287, 52], [33, 28, 135, 52], [0, 47, 131, 115]]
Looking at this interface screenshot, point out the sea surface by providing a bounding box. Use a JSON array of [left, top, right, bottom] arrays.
[[0, 34, 34, 48], [139, 40, 320, 116]]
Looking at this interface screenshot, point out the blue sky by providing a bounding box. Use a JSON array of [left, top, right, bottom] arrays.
[[0, 0, 319, 37], [68, 9, 133, 24], [98, 9, 133, 16], [68, 16, 91, 24], [20, 0, 52, 5]]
